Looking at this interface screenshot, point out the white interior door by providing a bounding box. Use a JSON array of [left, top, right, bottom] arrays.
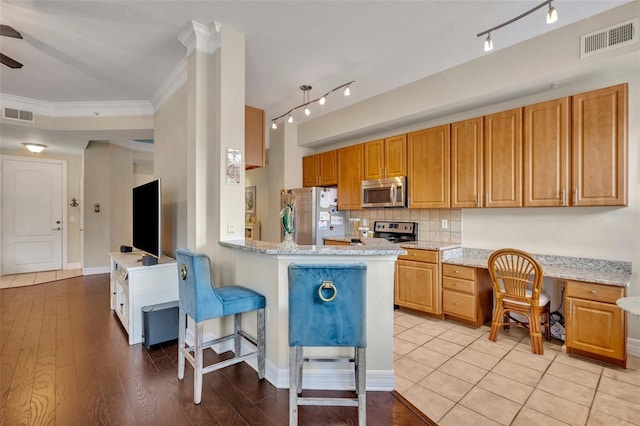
[[2, 158, 63, 274]]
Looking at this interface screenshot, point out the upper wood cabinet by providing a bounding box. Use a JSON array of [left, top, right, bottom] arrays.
[[523, 97, 570, 207], [245, 105, 265, 170], [484, 108, 522, 208], [451, 117, 483, 208], [571, 83, 628, 206], [337, 144, 364, 210], [302, 150, 338, 187], [408, 125, 450, 208], [363, 135, 407, 180]]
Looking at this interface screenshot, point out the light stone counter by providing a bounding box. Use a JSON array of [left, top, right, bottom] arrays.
[[219, 238, 405, 391], [441, 247, 631, 287]]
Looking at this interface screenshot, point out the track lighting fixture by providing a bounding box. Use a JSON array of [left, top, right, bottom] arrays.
[[477, 0, 558, 52], [270, 80, 355, 129]]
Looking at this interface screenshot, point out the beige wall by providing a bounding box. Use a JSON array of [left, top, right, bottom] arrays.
[[154, 83, 188, 258], [83, 142, 111, 268]]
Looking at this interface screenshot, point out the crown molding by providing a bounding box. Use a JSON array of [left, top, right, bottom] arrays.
[[150, 58, 187, 111], [178, 20, 221, 56], [0, 93, 153, 117]]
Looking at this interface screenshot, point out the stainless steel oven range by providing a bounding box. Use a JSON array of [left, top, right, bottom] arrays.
[[373, 221, 417, 243]]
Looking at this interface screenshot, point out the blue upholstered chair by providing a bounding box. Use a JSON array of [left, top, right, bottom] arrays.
[[288, 263, 367, 426], [176, 249, 266, 404]]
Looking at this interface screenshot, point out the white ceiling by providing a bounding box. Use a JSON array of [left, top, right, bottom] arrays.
[[0, 0, 633, 155]]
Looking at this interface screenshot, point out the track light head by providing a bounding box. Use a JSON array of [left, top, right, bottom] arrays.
[[319, 96, 326, 105], [547, 3, 558, 24], [272, 121, 277, 129], [304, 107, 311, 116], [343, 86, 351, 96], [484, 34, 493, 52], [287, 114, 293, 123]]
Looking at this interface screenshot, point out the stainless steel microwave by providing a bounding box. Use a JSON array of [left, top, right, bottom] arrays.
[[361, 176, 407, 208]]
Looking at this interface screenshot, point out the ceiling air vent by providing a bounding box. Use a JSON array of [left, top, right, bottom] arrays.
[[581, 18, 638, 58], [3, 107, 35, 123]]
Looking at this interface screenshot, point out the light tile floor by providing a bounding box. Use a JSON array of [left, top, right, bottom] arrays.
[[394, 309, 640, 426], [0, 269, 82, 289]]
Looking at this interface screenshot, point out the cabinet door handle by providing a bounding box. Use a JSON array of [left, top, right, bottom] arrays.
[[573, 187, 578, 205], [561, 189, 566, 206]]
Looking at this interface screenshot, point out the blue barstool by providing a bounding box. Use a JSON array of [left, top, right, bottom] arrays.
[[176, 248, 265, 404], [288, 263, 367, 426]]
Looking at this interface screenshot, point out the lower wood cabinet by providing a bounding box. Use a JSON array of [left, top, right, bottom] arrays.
[[565, 280, 627, 367], [442, 264, 493, 328], [395, 249, 441, 316]]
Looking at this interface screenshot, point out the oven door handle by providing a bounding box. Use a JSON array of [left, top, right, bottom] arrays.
[[391, 184, 396, 205]]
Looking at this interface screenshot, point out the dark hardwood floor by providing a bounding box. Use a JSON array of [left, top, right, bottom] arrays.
[[0, 274, 431, 425]]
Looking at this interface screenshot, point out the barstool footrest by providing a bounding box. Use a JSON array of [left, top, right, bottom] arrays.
[[303, 356, 354, 363], [201, 351, 258, 375], [297, 397, 359, 407]]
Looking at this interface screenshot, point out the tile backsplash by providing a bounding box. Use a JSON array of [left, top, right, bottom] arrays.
[[346, 208, 462, 244]]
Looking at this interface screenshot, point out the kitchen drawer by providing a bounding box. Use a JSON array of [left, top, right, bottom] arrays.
[[398, 249, 438, 263], [442, 264, 475, 281], [443, 290, 475, 320], [442, 276, 475, 294], [565, 280, 625, 304]]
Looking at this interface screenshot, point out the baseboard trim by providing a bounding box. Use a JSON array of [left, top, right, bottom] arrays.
[[185, 329, 395, 390], [628, 337, 640, 357], [83, 266, 110, 275]]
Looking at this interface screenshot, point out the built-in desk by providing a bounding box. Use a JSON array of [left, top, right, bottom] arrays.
[[218, 239, 406, 390], [441, 247, 631, 367]]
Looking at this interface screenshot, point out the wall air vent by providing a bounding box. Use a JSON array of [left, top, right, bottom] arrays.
[[581, 18, 638, 58], [3, 107, 35, 123]]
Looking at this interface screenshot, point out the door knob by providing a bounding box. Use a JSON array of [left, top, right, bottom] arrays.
[[53, 227, 61, 231]]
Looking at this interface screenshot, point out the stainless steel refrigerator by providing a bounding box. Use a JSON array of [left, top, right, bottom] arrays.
[[281, 187, 345, 245]]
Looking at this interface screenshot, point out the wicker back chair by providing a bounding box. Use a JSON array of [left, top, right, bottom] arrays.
[[487, 248, 551, 354]]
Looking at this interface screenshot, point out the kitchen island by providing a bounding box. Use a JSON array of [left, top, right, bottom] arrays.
[[218, 239, 406, 390]]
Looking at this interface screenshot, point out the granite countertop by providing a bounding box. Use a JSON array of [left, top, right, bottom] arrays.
[[441, 247, 631, 287], [219, 239, 406, 256]]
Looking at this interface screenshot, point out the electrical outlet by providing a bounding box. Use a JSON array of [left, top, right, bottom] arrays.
[[227, 224, 236, 235], [441, 219, 448, 229]]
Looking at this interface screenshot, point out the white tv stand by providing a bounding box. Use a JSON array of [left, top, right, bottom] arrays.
[[109, 252, 178, 345]]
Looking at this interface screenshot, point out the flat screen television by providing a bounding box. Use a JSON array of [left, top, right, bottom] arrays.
[[132, 178, 162, 259]]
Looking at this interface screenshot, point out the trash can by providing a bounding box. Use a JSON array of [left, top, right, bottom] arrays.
[[142, 300, 179, 350]]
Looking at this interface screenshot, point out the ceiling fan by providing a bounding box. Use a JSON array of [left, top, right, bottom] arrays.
[[1, 24, 23, 69]]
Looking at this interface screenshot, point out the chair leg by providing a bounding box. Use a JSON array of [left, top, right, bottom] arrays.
[[234, 313, 242, 358], [178, 309, 186, 380], [289, 347, 299, 426], [502, 311, 511, 330], [296, 346, 303, 394], [257, 308, 265, 379], [194, 322, 204, 404], [489, 300, 503, 342], [529, 309, 543, 355], [544, 303, 551, 341], [356, 347, 366, 426]]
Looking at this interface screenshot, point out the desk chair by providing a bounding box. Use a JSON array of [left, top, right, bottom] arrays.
[[176, 249, 265, 404], [288, 263, 367, 426], [487, 248, 551, 354]]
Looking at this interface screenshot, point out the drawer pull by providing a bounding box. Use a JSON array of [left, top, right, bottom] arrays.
[[590, 290, 597, 294], [455, 302, 460, 306], [454, 270, 459, 274], [455, 282, 460, 286]]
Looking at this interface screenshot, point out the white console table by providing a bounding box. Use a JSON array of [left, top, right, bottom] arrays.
[[109, 252, 179, 345]]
